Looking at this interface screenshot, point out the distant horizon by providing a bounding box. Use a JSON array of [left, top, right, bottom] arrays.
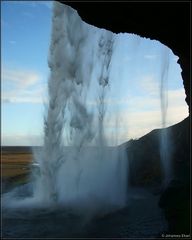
[[2, 114, 189, 147]]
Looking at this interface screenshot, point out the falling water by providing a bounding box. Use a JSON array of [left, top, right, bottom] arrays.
[[2, 1, 176, 216], [159, 46, 172, 188], [30, 2, 128, 214], [2, 3, 178, 237]]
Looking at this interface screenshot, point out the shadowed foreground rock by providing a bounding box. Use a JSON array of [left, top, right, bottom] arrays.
[[159, 117, 190, 234], [124, 117, 190, 234], [159, 180, 190, 234]]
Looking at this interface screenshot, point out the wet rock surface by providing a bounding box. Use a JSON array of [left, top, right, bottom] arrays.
[[159, 117, 190, 234], [124, 117, 190, 234]]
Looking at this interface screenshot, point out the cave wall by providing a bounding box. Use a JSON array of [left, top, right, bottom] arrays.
[[59, 1, 190, 113]]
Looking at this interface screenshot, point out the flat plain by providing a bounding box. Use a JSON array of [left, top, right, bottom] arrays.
[[1, 147, 33, 179]]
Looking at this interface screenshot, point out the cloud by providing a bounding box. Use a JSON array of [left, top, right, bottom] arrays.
[[87, 86, 187, 114], [104, 106, 188, 144], [139, 75, 159, 96], [2, 88, 188, 146], [102, 88, 188, 143], [2, 67, 47, 104], [2, 84, 47, 104], [2, 134, 43, 146], [144, 54, 157, 59], [168, 88, 186, 101], [2, 68, 42, 88]]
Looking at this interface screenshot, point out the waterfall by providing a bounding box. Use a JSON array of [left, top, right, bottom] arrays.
[[159, 46, 172, 187], [2, 1, 178, 215], [32, 2, 128, 214]]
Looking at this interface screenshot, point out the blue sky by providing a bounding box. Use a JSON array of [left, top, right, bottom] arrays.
[[1, 1, 188, 146], [2, 1, 52, 145]]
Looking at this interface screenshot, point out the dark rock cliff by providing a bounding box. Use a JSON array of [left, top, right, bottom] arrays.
[[126, 117, 190, 188], [158, 117, 190, 234], [124, 117, 190, 234]]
